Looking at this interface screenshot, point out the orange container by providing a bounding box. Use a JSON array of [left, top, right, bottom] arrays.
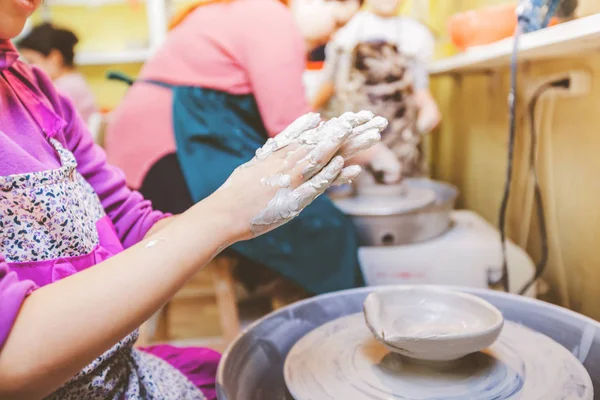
[[449, 3, 559, 51], [449, 4, 517, 51]]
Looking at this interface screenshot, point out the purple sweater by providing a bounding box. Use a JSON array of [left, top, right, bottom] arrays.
[[0, 40, 166, 348]]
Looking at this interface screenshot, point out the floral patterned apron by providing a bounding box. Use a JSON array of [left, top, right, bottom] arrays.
[[0, 89, 205, 400]]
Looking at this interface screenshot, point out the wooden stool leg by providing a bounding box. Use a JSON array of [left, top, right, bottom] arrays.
[[211, 257, 241, 346], [137, 304, 168, 347], [270, 279, 310, 310]]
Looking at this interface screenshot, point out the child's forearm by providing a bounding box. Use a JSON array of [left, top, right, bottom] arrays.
[[415, 89, 441, 133], [145, 214, 179, 237], [0, 111, 388, 400], [0, 193, 235, 400]]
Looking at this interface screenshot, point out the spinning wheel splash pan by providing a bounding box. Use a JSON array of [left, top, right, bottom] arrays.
[[284, 315, 591, 399], [216, 286, 600, 400], [332, 179, 459, 247]]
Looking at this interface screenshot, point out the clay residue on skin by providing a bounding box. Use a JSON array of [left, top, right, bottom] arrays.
[[255, 112, 321, 161], [339, 116, 389, 160], [145, 237, 168, 248], [242, 111, 388, 235], [296, 118, 353, 179], [298, 111, 372, 149], [340, 110, 375, 126], [261, 174, 291, 188], [332, 165, 362, 187], [240, 113, 322, 171], [286, 149, 301, 159], [251, 156, 345, 235]]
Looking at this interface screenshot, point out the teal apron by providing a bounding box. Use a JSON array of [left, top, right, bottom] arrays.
[[113, 73, 363, 294]]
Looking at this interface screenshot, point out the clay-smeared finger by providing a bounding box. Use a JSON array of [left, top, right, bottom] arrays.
[[349, 115, 388, 137], [296, 119, 332, 147], [295, 118, 352, 180], [279, 112, 322, 140], [298, 113, 374, 150], [339, 110, 375, 128], [255, 112, 321, 160], [332, 165, 362, 186], [337, 116, 388, 160], [294, 156, 345, 209], [250, 156, 344, 235], [338, 129, 382, 160]]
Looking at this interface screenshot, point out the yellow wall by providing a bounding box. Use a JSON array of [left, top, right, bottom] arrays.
[[35, 1, 198, 110], [79, 63, 142, 110], [32, 3, 148, 109], [429, 1, 600, 320]]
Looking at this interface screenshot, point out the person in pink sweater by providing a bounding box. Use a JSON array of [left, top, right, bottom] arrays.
[[107, 0, 367, 192], [106, 0, 398, 298]]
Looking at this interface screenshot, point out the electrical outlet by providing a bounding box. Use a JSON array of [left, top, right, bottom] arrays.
[[526, 69, 592, 98]]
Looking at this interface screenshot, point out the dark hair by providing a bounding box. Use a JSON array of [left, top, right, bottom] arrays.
[[18, 23, 79, 67]]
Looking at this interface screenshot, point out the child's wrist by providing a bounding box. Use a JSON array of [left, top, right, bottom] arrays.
[[189, 191, 245, 244]]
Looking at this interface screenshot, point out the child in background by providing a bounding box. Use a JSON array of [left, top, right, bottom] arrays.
[[0, 0, 382, 398], [18, 23, 98, 125], [312, 0, 440, 178]]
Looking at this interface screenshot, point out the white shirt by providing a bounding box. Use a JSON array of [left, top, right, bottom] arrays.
[[323, 12, 434, 89]]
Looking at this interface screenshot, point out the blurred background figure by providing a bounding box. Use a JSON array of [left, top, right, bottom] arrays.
[[311, 0, 440, 179], [18, 23, 98, 126], [105, 0, 372, 304]]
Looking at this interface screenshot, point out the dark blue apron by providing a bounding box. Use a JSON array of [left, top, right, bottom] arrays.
[[136, 78, 363, 294]]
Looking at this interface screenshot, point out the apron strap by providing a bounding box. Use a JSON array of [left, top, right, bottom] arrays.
[[106, 71, 135, 86], [106, 71, 176, 90], [142, 79, 176, 90]]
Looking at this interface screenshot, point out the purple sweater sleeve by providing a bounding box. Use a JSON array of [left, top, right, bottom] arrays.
[[33, 69, 168, 249], [0, 254, 36, 349]]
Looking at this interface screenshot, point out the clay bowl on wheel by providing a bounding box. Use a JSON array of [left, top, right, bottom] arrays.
[[353, 172, 409, 198], [363, 286, 504, 361]]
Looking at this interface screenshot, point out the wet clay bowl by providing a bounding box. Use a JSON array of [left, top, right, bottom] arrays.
[[363, 287, 504, 361]]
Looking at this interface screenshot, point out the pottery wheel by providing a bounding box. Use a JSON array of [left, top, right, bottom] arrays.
[[284, 314, 593, 400], [334, 186, 436, 216]]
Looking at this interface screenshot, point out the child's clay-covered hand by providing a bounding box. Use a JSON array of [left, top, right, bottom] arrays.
[[369, 143, 402, 184], [216, 111, 386, 240]]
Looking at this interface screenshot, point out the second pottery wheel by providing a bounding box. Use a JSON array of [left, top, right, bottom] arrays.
[[331, 179, 458, 246], [284, 313, 593, 400], [334, 184, 436, 216]]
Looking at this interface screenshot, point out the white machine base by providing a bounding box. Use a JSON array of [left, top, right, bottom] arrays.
[[359, 210, 537, 297]]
